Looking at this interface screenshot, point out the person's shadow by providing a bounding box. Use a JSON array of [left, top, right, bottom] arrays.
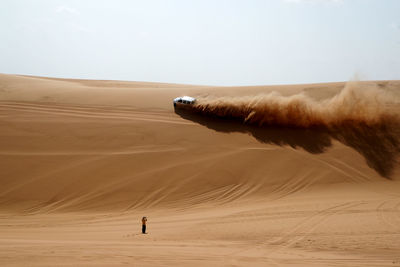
[[174, 108, 400, 179]]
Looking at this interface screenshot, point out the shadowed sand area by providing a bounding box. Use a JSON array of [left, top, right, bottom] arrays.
[[0, 74, 400, 266]]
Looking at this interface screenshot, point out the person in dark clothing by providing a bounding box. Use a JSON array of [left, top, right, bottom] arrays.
[[142, 216, 147, 234]]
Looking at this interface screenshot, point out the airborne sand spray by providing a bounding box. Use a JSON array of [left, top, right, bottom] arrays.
[[187, 82, 400, 177], [192, 82, 399, 128]]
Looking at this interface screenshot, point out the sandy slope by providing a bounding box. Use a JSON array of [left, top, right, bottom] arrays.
[[0, 74, 399, 266]]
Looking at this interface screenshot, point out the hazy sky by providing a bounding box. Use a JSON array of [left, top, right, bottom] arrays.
[[1, 0, 399, 85]]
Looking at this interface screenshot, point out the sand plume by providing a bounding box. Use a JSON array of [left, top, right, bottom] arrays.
[[192, 81, 399, 129], [186, 82, 400, 177]]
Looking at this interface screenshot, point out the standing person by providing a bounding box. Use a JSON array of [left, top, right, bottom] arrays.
[[141, 216, 147, 234]]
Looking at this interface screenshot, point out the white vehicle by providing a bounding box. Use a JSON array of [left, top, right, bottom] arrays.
[[173, 96, 196, 108]]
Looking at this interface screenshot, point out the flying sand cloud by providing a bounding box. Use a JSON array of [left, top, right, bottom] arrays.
[[192, 82, 399, 128], [181, 82, 400, 177]]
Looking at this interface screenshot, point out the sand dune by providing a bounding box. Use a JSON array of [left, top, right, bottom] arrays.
[[0, 74, 400, 266]]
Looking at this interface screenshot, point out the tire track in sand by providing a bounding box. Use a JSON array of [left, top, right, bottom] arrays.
[[0, 101, 193, 125], [376, 197, 400, 231], [225, 201, 364, 265]]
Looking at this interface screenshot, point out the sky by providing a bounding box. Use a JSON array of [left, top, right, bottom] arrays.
[[0, 0, 399, 86]]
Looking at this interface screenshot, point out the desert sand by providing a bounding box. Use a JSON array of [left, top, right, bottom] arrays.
[[0, 74, 399, 266]]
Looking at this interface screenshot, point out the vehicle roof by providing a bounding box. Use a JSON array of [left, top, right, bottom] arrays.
[[174, 96, 196, 102]]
